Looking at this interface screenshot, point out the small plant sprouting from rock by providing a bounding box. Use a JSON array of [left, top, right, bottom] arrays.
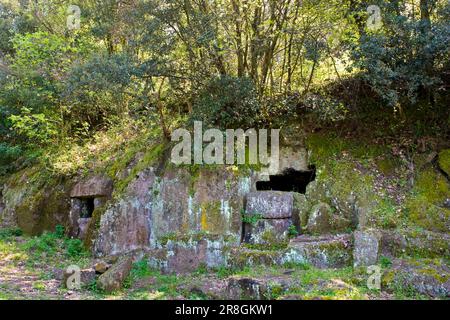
[[380, 256, 392, 268], [241, 209, 262, 226], [288, 224, 299, 238]]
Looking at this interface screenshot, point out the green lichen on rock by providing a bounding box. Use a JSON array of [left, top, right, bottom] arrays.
[[382, 258, 450, 298], [112, 142, 166, 198], [293, 193, 311, 232], [3, 165, 73, 236], [304, 156, 384, 231], [83, 204, 108, 249], [438, 149, 450, 177], [405, 168, 450, 232]]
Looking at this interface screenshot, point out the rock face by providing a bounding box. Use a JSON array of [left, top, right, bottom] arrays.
[[380, 229, 450, 259], [245, 191, 294, 219], [278, 146, 309, 173], [243, 191, 297, 245], [0, 169, 72, 235], [148, 235, 232, 274], [62, 268, 96, 289], [243, 219, 292, 245], [305, 202, 332, 234], [97, 255, 133, 293], [70, 175, 113, 198], [227, 275, 297, 300], [283, 234, 353, 268], [305, 202, 350, 235], [94, 167, 254, 257], [353, 230, 382, 267], [228, 247, 285, 269], [94, 169, 155, 256], [383, 259, 450, 298]]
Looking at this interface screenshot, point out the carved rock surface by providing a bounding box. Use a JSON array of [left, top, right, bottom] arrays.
[[70, 175, 113, 198], [246, 191, 294, 219]]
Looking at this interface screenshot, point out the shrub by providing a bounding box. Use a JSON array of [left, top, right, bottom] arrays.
[[0, 143, 22, 174], [64, 238, 85, 258], [0, 227, 23, 239], [192, 76, 261, 129]]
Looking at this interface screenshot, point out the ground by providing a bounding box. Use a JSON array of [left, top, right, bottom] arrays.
[[0, 231, 438, 300]]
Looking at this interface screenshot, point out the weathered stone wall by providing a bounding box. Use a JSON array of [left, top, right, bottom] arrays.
[[93, 166, 257, 259], [0, 168, 73, 235]]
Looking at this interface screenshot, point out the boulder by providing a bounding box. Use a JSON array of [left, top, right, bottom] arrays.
[[353, 230, 382, 267], [148, 235, 231, 274], [70, 175, 113, 198], [382, 259, 450, 298], [227, 275, 298, 300], [380, 229, 450, 259], [283, 234, 353, 268], [97, 255, 133, 293], [293, 193, 311, 231], [94, 261, 110, 274], [245, 191, 294, 219], [62, 268, 96, 289], [243, 219, 292, 245], [305, 202, 332, 234]]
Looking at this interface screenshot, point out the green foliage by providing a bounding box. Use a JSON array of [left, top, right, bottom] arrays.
[[380, 256, 393, 268], [9, 108, 58, 146], [130, 259, 153, 279], [288, 224, 299, 238], [64, 53, 136, 128], [241, 210, 263, 226], [0, 143, 22, 175], [303, 93, 349, 123], [23, 231, 59, 255], [22, 225, 88, 260], [351, 2, 450, 108], [11, 31, 74, 72], [0, 227, 23, 240], [64, 239, 85, 258], [192, 76, 261, 129]]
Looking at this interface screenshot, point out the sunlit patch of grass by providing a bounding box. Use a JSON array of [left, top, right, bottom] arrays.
[[128, 290, 165, 300], [32, 281, 46, 291], [47, 118, 161, 176]]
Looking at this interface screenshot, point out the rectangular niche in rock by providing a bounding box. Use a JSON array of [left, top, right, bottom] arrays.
[[69, 176, 113, 240], [80, 198, 95, 218], [256, 167, 316, 194]]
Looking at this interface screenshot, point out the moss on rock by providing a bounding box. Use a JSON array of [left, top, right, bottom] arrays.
[[438, 149, 450, 177], [405, 168, 450, 232]]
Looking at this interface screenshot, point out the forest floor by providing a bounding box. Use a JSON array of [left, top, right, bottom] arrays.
[[0, 232, 433, 300]]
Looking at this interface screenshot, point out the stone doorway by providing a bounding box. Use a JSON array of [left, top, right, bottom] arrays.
[[69, 176, 113, 240], [255, 166, 316, 194]]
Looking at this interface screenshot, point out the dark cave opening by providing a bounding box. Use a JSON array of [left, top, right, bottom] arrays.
[[256, 166, 316, 193], [79, 198, 95, 218]]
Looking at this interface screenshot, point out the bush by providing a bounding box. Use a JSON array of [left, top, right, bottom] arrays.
[[351, 3, 450, 108], [0, 227, 23, 240], [192, 76, 261, 129], [0, 143, 22, 174], [303, 93, 349, 123], [64, 238, 85, 258], [23, 232, 58, 255], [22, 225, 87, 260]]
